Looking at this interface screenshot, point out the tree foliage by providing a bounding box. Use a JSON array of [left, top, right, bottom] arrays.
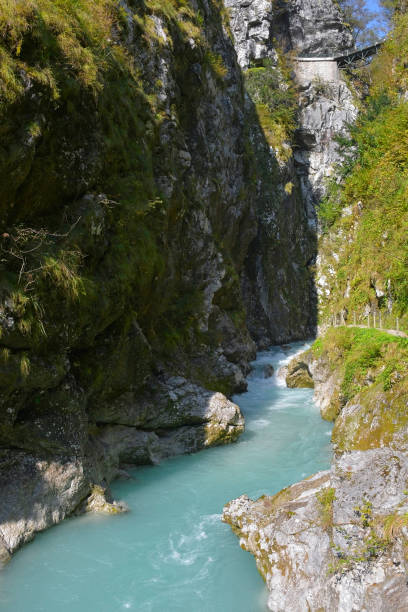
[[338, 0, 381, 47], [380, 0, 408, 20]]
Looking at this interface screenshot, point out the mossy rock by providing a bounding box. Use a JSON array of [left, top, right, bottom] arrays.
[[286, 359, 314, 389], [332, 381, 408, 452], [320, 398, 342, 422]]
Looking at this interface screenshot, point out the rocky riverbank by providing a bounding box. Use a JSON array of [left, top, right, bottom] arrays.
[[223, 327, 408, 610]]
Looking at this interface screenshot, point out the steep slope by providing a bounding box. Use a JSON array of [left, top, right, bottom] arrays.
[[225, 328, 408, 610], [317, 15, 408, 332], [226, 0, 357, 345], [224, 14, 408, 608], [0, 0, 317, 560]]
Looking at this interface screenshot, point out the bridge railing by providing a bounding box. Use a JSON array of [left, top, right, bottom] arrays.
[[294, 40, 385, 70]]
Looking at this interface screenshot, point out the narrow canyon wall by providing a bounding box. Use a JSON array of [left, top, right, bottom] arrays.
[[0, 0, 326, 559], [224, 330, 408, 611], [226, 0, 357, 345], [0, 0, 358, 560]]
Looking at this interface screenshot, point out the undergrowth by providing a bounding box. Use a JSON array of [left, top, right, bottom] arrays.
[[312, 327, 408, 402], [317, 12, 408, 330], [244, 57, 298, 160]]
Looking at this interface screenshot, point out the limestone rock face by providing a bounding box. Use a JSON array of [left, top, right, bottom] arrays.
[[226, 341, 408, 609], [305, 349, 344, 421], [0, 0, 357, 560], [295, 81, 358, 229], [224, 0, 276, 70], [282, 0, 353, 57], [91, 386, 244, 467], [0, 452, 89, 555], [227, 0, 357, 345], [0, 383, 244, 556], [225, 0, 353, 70], [223, 451, 408, 611], [0, 0, 256, 558], [226, 0, 357, 223]]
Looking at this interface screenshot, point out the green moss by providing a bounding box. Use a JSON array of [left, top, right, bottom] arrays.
[[244, 57, 297, 158], [316, 487, 336, 530], [315, 327, 408, 451], [0, 0, 229, 362]]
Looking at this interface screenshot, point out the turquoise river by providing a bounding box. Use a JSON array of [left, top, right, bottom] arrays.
[[0, 343, 332, 611]]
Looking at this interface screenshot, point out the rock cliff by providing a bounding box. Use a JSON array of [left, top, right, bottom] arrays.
[[225, 0, 357, 227], [225, 328, 408, 610], [225, 0, 353, 70], [225, 0, 357, 346], [0, 0, 331, 558], [223, 451, 408, 612], [0, 0, 361, 561]]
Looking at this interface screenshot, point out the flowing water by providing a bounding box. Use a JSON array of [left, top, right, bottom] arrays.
[[0, 343, 332, 612]]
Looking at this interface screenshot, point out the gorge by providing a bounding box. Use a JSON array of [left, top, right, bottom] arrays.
[[0, 0, 407, 609]]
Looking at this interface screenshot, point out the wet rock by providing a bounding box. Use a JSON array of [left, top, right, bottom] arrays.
[[263, 364, 275, 378], [285, 357, 314, 388], [286, 348, 342, 419], [0, 539, 10, 567], [84, 485, 128, 515]]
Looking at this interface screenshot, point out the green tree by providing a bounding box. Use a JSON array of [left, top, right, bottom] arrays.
[[339, 0, 381, 47], [380, 0, 408, 20]]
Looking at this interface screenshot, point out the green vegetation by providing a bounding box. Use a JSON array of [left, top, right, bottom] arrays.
[[244, 57, 298, 160], [312, 326, 408, 399], [0, 0, 246, 372], [316, 487, 336, 530], [312, 327, 408, 450], [317, 12, 408, 332]]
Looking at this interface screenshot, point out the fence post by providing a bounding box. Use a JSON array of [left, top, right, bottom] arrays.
[[368, 314, 370, 328], [373, 312, 376, 328], [379, 312, 382, 329], [397, 317, 399, 331], [353, 312, 356, 326]]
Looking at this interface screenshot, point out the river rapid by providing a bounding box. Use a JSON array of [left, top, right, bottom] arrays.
[[0, 342, 332, 612]]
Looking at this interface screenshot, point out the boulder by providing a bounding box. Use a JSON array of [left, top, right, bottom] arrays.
[[285, 357, 314, 388], [263, 364, 275, 378], [84, 485, 128, 515]]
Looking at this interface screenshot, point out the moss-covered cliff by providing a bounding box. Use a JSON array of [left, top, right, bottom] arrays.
[[0, 0, 318, 559]]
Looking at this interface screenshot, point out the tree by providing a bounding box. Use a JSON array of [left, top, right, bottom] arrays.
[[380, 0, 408, 20], [338, 0, 382, 47]]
